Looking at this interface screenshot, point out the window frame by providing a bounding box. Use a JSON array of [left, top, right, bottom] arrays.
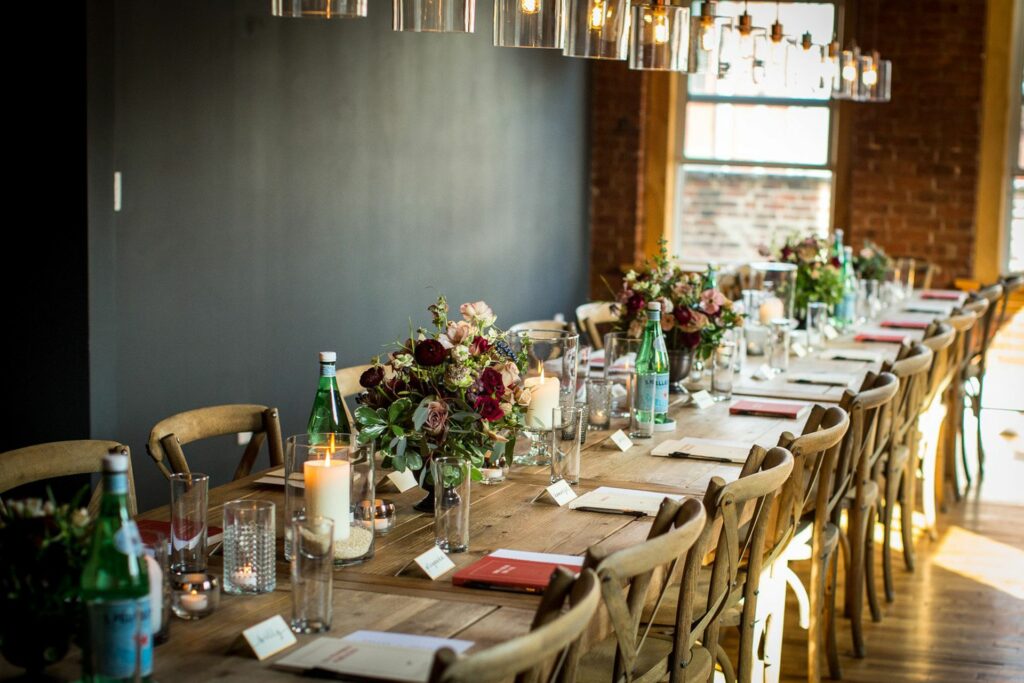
[[1005, 0, 1024, 271]]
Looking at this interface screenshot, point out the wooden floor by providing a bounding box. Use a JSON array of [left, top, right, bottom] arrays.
[[767, 310, 1024, 683]]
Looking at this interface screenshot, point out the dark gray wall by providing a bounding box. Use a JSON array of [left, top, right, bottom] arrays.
[[89, 0, 589, 509]]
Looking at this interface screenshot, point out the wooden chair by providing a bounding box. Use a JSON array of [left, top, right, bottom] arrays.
[[337, 363, 372, 429], [576, 302, 618, 350], [0, 440, 137, 517], [147, 404, 284, 480], [934, 310, 979, 504], [575, 497, 707, 683], [508, 320, 573, 334], [878, 343, 933, 602], [774, 406, 850, 683], [951, 297, 989, 494], [961, 284, 1003, 481], [916, 322, 957, 537], [834, 372, 899, 658], [429, 567, 601, 683], [996, 271, 1023, 332]]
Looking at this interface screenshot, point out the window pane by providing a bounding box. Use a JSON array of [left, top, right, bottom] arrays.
[[688, 2, 835, 99], [1018, 104, 1023, 169], [1010, 177, 1024, 271], [684, 102, 830, 166], [674, 164, 832, 263]]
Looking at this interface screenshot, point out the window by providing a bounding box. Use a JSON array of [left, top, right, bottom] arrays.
[[673, 1, 837, 264], [1009, 76, 1024, 271]]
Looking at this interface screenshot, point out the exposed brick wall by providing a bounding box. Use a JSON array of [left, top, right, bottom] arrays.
[[844, 0, 986, 286], [588, 62, 646, 298]]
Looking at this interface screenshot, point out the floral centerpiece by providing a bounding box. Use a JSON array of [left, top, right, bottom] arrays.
[[613, 243, 742, 361], [355, 296, 529, 500], [853, 240, 891, 282], [0, 493, 92, 673], [773, 234, 843, 317]]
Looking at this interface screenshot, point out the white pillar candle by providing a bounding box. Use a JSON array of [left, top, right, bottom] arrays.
[[304, 453, 351, 542], [759, 296, 785, 325], [524, 374, 561, 430]]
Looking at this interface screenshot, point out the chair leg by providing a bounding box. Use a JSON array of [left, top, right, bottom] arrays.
[[808, 546, 825, 683], [959, 393, 973, 490], [901, 435, 918, 572], [825, 549, 841, 680], [920, 432, 938, 541], [882, 469, 900, 603], [865, 504, 882, 623], [975, 386, 986, 480], [846, 502, 869, 657]]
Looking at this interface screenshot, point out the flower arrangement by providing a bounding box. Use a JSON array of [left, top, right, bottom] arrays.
[[774, 234, 843, 315], [853, 240, 891, 282], [355, 296, 528, 479], [613, 243, 741, 360]]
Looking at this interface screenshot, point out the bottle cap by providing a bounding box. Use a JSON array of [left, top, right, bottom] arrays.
[[319, 351, 337, 363], [103, 453, 129, 473], [646, 302, 661, 311]]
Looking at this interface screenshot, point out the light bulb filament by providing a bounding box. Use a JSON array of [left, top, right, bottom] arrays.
[[653, 12, 669, 45]]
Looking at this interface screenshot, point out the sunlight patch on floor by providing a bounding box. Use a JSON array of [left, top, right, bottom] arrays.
[[931, 525, 1024, 601]]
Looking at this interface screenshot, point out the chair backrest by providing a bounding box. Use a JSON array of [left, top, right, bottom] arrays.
[[337, 364, 372, 429], [508, 320, 573, 334], [429, 567, 601, 683], [881, 343, 934, 450], [997, 271, 1023, 330], [775, 406, 850, 533], [575, 302, 618, 350], [0, 440, 137, 517], [921, 321, 957, 404], [960, 296, 990, 371], [945, 309, 979, 385], [680, 447, 795, 683], [976, 283, 1005, 352], [583, 497, 706, 683], [835, 373, 900, 513], [147, 404, 284, 480]]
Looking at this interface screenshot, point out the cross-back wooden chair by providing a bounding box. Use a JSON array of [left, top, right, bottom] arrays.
[[0, 440, 137, 517], [509, 320, 574, 334], [951, 297, 988, 494], [915, 322, 957, 537], [961, 283, 1003, 481], [337, 364, 372, 429], [429, 567, 601, 683], [147, 404, 284, 480], [934, 309, 979, 503], [833, 372, 899, 658], [576, 302, 618, 350], [996, 271, 1023, 331], [878, 343, 933, 602], [773, 406, 849, 683], [574, 497, 707, 683]]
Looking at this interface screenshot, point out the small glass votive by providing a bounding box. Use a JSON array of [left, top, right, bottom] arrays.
[[806, 302, 828, 350], [169, 472, 209, 574], [629, 371, 656, 440], [551, 406, 584, 485], [358, 499, 397, 536], [768, 319, 791, 375], [711, 342, 735, 402], [140, 529, 171, 644], [171, 572, 219, 620], [585, 378, 612, 430], [479, 448, 509, 485], [223, 500, 276, 595], [290, 517, 334, 635]]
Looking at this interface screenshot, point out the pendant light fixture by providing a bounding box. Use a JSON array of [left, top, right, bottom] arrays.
[[494, 0, 567, 48], [393, 0, 476, 32], [687, 1, 728, 75], [717, 1, 767, 81], [628, 0, 689, 71], [762, 2, 791, 87], [563, 0, 631, 59], [272, 0, 367, 18]]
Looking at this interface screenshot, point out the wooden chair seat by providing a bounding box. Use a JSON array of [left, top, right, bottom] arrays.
[[577, 639, 714, 683]]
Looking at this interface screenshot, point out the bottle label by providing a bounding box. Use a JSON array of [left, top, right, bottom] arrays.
[[114, 521, 144, 557], [87, 598, 154, 678], [320, 363, 336, 377], [637, 374, 670, 414], [106, 471, 128, 495]]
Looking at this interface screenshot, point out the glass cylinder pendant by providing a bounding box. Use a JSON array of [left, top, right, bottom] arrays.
[[272, 0, 367, 18], [393, 0, 476, 32], [835, 46, 860, 99], [494, 0, 566, 48], [874, 59, 892, 102], [563, 0, 631, 59], [629, 4, 689, 71]]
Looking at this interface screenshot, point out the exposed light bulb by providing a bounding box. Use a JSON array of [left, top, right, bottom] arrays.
[[700, 25, 715, 51], [862, 66, 877, 86], [589, 0, 605, 29], [842, 62, 857, 82], [520, 0, 539, 13], [653, 10, 669, 45]]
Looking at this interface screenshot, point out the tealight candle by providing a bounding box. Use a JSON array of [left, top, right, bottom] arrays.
[[171, 572, 219, 620], [230, 565, 257, 590], [524, 371, 560, 430], [304, 445, 351, 542]]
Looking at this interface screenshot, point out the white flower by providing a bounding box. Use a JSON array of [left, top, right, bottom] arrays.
[[392, 353, 413, 370], [460, 301, 496, 327], [451, 345, 470, 363]]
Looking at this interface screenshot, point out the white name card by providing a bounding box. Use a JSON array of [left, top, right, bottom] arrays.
[[412, 546, 456, 580], [823, 324, 840, 340], [241, 615, 297, 661], [691, 390, 715, 410], [534, 479, 578, 506], [609, 429, 634, 451], [791, 342, 808, 358], [385, 468, 419, 493]]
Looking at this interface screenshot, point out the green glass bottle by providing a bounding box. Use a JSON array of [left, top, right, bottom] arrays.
[[702, 262, 719, 291], [81, 452, 153, 683], [839, 245, 859, 327], [307, 351, 350, 443], [832, 228, 845, 265], [635, 302, 671, 426]]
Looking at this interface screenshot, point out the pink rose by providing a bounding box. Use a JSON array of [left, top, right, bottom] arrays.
[[443, 320, 475, 347], [423, 400, 449, 438]]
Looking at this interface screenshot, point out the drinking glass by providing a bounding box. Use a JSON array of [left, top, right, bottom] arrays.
[[585, 378, 612, 429], [768, 319, 791, 375], [629, 369, 656, 440], [551, 406, 584, 485], [604, 332, 641, 419], [432, 456, 471, 553], [806, 302, 828, 350], [711, 342, 735, 401], [139, 529, 170, 645], [290, 517, 334, 635], [865, 279, 882, 319], [169, 472, 208, 574], [223, 500, 276, 595]]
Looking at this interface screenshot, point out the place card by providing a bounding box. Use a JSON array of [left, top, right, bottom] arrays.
[[383, 468, 419, 493], [533, 479, 578, 506], [691, 390, 715, 410], [791, 342, 808, 358], [823, 324, 840, 340], [411, 546, 456, 580], [609, 429, 634, 451], [750, 365, 774, 381], [240, 614, 297, 661]]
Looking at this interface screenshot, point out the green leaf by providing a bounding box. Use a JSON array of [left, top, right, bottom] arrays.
[[395, 436, 407, 458], [389, 398, 412, 423], [406, 452, 423, 471], [412, 397, 432, 431], [391, 424, 406, 438], [356, 405, 386, 426], [359, 423, 387, 439], [470, 467, 484, 482]]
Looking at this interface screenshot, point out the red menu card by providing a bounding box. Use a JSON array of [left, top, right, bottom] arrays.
[[855, 332, 908, 343], [880, 320, 931, 330], [136, 519, 224, 546], [452, 549, 585, 594], [920, 290, 962, 300], [729, 400, 810, 419]]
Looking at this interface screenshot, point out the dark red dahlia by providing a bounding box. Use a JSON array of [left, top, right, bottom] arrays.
[[474, 395, 505, 422], [359, 366, 384, 388], [414, 339, 448, 367]]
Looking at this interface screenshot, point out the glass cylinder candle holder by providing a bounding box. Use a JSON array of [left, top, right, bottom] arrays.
[[711, 341, 735, 401], [169, 472, 209, 575], [585, 378, 612, 429], [494, 0, 566, 48], [432, 457, 471, 553], [508, 329, 579, 465], [139, 529, 170, 645], [563, 0, 630, 59], [171, 572, 219, 620], [479, 448, 510, 485], [357, 499, 397, 535], [290, 517, 335, 635], [603, 332, 641, 419], [223, 500, 276, 595], [767, 319, 791, 375], [285, 434, 376, 567], [629, 3, 688, 71], [550, 406, 583, 485], [271, 0, 367, 18], [750, 262, 798, 326], [393, 0, 475, 32]]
